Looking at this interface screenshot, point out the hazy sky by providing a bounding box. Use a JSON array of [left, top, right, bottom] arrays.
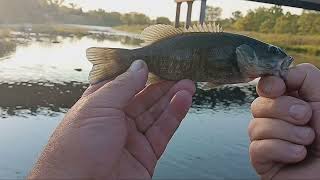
[[65, 0, 303, 20]]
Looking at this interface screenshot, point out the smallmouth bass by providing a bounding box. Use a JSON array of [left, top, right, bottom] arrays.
[[86, 24, 293, 88]]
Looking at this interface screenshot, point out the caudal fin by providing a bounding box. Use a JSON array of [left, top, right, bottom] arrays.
[[86, 47, 132, 84]]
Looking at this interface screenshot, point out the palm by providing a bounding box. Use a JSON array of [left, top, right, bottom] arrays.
[[90, 80, 195, 179]]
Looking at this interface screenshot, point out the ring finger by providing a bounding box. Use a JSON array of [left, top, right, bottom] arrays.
[[248, 118, 315, 145]]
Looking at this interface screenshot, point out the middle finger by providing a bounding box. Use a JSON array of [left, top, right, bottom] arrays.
[[251, 96, 312, 125]]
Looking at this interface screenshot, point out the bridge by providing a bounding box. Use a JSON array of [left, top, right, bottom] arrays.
[[175, 0, 320, 28]]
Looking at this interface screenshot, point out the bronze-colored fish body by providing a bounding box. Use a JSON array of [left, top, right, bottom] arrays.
[[86, 24, 293, 87], [134, 32, 249, 84]]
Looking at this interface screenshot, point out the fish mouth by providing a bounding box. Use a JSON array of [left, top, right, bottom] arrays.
[[279, 56, 294, 78]]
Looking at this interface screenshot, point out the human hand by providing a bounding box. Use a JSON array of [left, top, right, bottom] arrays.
[[249, 63, 320, 179], [28, 60, 195, 179]]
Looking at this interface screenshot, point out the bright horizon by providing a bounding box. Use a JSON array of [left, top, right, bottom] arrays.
[[65, 0, 303, 20]]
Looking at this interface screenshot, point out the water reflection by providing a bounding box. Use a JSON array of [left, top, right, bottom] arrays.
[[193, 85, 258, 111], [0, 81, 257, 118], [0, 81, 87, 118]]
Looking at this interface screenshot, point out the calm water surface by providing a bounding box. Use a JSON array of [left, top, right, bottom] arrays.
[[0, 33, 258, 179]]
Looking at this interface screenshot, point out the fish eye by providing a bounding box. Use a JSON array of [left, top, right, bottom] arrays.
[[268, 46, 279, 54]]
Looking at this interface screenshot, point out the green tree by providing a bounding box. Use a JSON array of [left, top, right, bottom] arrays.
[[155, 17, 171, 25], [274, 12, 298, 34], [259, 19, 275, 33], [231, 11, 243, 22], [232, 6, 284, 32], [298, 11, 320, 34], [121, 12, 150, 25], [205, 6, 222, 22]]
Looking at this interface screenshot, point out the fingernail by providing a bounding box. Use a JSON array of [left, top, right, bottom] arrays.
[[291, 145, 304, 156], [129, 60, 144, 72], [263, 82, 273, 94], [289, 104, 308, 120], [295, 127, 312, 140]]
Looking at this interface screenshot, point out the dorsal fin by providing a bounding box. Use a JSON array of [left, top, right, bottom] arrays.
[[186, 22, 223, 33], [141, 24, 184, 45], [141, 22, 223, 45]]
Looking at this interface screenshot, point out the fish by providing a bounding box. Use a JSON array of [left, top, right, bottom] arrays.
[[86, 23, 293, 88]]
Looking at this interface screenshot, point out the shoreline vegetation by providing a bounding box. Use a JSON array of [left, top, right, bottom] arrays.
[[0, 0, 319, 67]]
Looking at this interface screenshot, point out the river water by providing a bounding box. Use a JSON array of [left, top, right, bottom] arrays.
[[0, 33, 258, 179]]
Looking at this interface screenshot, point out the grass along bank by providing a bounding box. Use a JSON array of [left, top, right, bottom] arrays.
[[0, 28, 11, 38], [113, 25, 148, 34]]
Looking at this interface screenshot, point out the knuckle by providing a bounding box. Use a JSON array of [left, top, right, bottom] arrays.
[[300, 63, 318, 71], [251, 98, 260, 110], [114, 72, 133, 85], [249, 141, 264, 163], [110, 72, 137, 91], [248, 120, 256, 140], [248, 120, 260, 140], [251, 97, 264, 116], [248, 119, 272, 141], [251, 97, 273, 117]]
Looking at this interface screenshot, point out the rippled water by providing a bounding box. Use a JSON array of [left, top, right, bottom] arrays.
[[0, 33, 258, 179]]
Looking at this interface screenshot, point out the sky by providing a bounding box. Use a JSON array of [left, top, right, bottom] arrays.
[[65, 0, 303, 20]]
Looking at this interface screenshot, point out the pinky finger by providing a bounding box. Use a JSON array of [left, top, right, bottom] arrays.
[[249, 139, 306, 175]]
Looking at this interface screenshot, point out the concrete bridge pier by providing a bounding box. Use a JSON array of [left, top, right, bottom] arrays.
[[175, 0, 207, 28], [186, 1, 194, 28], [175, 2, 182, 28]]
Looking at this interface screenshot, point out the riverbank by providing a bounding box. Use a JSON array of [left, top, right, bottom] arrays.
[[0, 24, 91, 37]]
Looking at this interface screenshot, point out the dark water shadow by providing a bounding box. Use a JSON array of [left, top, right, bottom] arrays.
[[193, 85, 258, 111], [0, 81, 257, 118], [0, 81, 88, 118]]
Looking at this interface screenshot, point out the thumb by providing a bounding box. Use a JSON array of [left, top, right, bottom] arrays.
[[90, 60, 149, 109], [286, 63, 320, 102]]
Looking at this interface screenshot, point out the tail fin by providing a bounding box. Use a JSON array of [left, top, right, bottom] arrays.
[[86, 47, 133, 84]]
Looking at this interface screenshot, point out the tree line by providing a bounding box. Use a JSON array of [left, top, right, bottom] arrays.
[[225, 6, 320, 34], [0, 0, 171, 26], [0, 0, 320, 35]]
